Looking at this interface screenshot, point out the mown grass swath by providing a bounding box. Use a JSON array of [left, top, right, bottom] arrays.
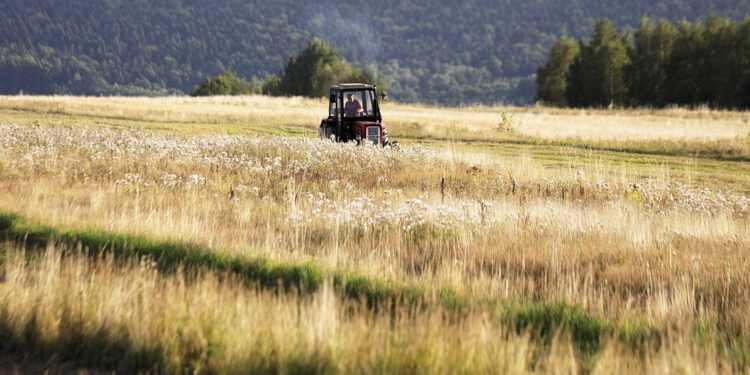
[[2, 96, 750, 161], [0, 211, 429, 306]]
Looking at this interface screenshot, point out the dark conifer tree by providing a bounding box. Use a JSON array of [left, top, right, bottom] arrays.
[[701, 16, 737, 107], [566, 19, 630, 107], [664, 21, 704, 106], [736, 18, 750, 108], [626, 18, 676, 107]]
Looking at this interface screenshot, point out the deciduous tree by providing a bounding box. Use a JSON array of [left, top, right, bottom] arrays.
[[535, 37, 579, 107]]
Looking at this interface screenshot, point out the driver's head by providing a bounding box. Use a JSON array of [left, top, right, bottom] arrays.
[[346, 93, 354, 101]]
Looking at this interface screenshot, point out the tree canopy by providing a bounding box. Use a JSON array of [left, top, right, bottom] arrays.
[[190, 70, 257, 96], [275, 39, 381, 98], [537, 16, 750, 109], [566, 19, 631, 108], [192, 40, 382, 98], [535, 38, 580, 107]]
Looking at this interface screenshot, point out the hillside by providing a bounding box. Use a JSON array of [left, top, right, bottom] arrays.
[[1, 0, 748, 104]]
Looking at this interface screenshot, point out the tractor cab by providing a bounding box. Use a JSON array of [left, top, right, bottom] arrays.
[[318, 83, 392, 146]]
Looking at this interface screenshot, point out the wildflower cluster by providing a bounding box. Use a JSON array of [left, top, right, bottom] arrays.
[[631, 181, 750, 218], [0, 124, 437, 191], [115, 173, 153, 188], [289, 194, 496, 237], [1, 124, 747, 218]]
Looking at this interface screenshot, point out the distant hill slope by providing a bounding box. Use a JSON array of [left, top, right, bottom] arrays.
[[1, 0, 747, 105]]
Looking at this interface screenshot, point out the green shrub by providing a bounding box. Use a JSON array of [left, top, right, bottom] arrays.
[[190, 70, 256, 96], [618, 318, 660, 350], [502, 302, 608, 353]]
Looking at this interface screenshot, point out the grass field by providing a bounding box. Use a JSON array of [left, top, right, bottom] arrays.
[[1, 95, 749, 374]]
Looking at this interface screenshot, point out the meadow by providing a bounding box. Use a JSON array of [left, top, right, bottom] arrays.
[[0, 95, 749, 374]]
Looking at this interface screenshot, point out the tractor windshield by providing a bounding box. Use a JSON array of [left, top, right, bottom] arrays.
[[343, 89, 377, 118]]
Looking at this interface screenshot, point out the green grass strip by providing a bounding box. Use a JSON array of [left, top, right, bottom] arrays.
[[4, 210, 707, 365], [398, 132, 750, 162], [0, 211, 440, 309]]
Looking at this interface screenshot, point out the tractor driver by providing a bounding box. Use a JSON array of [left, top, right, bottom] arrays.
[[344, 93, 363, 117]]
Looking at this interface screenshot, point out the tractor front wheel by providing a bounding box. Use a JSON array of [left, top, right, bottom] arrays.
[[318, 121, 335, 141]]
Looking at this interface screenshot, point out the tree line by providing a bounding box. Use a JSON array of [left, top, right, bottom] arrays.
[[536, 16, 750, 109], [2, 0, 747, 105], [190, 40, 383, 97]]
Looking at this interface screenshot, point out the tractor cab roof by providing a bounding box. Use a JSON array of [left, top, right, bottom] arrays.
[[330, 83, 377, 91]]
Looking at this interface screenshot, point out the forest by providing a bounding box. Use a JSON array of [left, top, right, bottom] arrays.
[[0, 0, 748, 105], [536, 16, 750, 109]]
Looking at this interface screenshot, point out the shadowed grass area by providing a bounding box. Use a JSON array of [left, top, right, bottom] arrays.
[[0, 316, 163, 373]]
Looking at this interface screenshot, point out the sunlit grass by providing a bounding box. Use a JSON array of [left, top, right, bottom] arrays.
[[1, 243, 747, 374], [0, 96, 749, 373], [1, 95, 749, 161]]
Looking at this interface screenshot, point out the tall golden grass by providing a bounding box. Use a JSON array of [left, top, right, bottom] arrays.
[[1, 243, 745, 374], [0, 96, 749, 373], [2, 95, 749, 141]]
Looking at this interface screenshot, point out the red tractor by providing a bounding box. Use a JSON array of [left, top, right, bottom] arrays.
[[318, 83, 395, 147]]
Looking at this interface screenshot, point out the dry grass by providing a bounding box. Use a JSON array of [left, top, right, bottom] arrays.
[[0, 95, 321, 130], [1, 243, 746, 374], [2, 95, 749, 142], [0, 96, 749, 373], [0, 244, 534, 374]]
